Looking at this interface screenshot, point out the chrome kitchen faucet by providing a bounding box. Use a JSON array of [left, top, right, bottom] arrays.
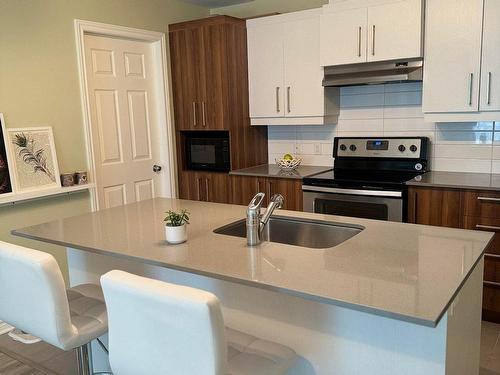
[[246, 193, 284, 246]]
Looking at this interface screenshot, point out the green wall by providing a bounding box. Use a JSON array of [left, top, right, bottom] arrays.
[[210, 0, 328, 18], [0, 0, 208, 283]]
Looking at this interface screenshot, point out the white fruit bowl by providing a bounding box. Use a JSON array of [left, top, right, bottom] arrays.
[[275, 157, 302, 171]]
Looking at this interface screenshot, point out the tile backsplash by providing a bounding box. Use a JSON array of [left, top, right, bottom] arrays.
[[268, 83, 500, 173]]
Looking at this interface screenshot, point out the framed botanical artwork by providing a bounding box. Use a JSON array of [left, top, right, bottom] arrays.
[[6, 127, 61, 193], [0, 114, 14, 197]]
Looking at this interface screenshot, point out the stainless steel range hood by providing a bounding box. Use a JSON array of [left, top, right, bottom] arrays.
[[322, 59, 423, 87]]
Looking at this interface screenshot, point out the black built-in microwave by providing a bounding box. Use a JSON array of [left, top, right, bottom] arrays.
[[184, 131, 230, 172]]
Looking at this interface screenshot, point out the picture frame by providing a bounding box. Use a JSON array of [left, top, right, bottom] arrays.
[[6, 126, 61, 193], [0, 113, 15, 197]]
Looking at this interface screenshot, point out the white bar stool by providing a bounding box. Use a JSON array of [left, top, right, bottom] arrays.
[[0, 241, 109, 375], [101, 270, 297, 375]]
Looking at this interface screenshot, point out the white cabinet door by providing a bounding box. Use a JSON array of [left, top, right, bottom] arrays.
[[422, 0, 483, 113], [320, 8, 367, 66], [284, 16, 324, 117], [247, 23, 284, 118], [367, 0, 422, 62], [480, 0, 500, 111]]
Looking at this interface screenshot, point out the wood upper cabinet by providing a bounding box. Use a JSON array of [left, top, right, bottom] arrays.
[[422, 0, 484, 113], [231, 175, 302, 211], [169, 17, 247, 131], [320, 0, 422, 66], [407, 186, 463, 228], [169, 27, 204, 130]]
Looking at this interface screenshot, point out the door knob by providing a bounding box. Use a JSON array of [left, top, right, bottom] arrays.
[[153, 165, 162, 173]]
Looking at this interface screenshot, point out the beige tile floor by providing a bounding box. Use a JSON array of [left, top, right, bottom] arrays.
[[481, 322, 500, 375], [0, 322, 500, 374]]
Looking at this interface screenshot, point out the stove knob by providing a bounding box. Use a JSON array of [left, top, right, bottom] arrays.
[[349, 144, 357, 152], [398, 145, 406, 152], [410, 145, 418, 153], [340, 144, 347, 151]]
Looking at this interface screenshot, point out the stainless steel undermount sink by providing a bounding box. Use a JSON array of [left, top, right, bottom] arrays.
[[214, 216, 364, 249]]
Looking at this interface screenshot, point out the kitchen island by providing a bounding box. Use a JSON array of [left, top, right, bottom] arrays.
[[13, 198, 493, 375]]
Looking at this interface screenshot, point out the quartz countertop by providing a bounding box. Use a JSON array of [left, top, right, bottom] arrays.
[[12, 198, 493, 327], [406, 171, 500, 191], [230, 164, 331, 179]]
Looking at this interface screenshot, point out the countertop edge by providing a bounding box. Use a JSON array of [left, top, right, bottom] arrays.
[[12, 227, 444, 328], [406, 180, 500, 191]]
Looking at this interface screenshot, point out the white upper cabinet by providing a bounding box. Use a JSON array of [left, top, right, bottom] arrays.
[[247, 9, 339, 126], [320, 0, 423, 67], [422, 0, 483, 114], [480, 0, 500, 112], [367, 0, 422, 63], [284, 17, 325, 118], [247, 22, 284, 119], [320, 8, 367, 66]]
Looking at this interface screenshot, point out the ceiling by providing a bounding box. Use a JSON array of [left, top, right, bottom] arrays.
[[181, 0, 254, 8]]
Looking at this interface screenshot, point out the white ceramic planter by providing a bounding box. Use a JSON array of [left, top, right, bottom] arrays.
[[165, 224, 187, 244]]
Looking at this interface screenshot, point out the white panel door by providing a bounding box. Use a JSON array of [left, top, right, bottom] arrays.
[[84, 35, 167, 209], [367, 0, 422, 62], [284, 15, 324, 117], [320, 8, 367, 67], [247, 22, 285, 118], [480, 0, 500, 111], [422, 0, 484, 113]]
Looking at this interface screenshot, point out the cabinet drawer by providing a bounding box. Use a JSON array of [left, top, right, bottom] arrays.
[[464, 216, 500, 255], [464, 191, 500, 219], [485, 256, 500, 283]]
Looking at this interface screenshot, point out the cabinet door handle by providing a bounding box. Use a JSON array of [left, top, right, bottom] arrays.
[[205, 178, 210, 201], [371, 25, 376, 56], [485, 253, 500, 259], [476, 224, 500, 231], [469, 73, 474, 106], [487, 72, 492, 105], [192, 102, 197, 127], [484, 281, 500, 288], [287, 87, 291, 113], [196, 178, 201, 200], [478, 196, 500, 203], [276, 87, 280, 113], [202, 102, 207, 127], [357, 26, 362, 57]]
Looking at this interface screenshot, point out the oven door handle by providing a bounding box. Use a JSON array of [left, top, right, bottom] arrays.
[[302, 185, 402, 198]]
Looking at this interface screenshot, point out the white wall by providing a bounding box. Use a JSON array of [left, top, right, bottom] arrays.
[[269, 82, 500, 173]]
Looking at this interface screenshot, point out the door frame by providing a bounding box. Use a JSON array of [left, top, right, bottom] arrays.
[[74, 19, 177, 211]]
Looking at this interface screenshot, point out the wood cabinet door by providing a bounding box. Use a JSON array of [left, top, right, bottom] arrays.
[[178, 171, 202, 201], [231, 175, 261, 206], [407, 187, 463, 228], [422, 0, 483, 113], [206, 173, 232, 204], [480, 0, 500, 111], [283, 15, 324, 118], [367, 0, 422, 63], [201, 23, 227, 130], [247, 22, 284, 118], [267, 178, 303, 211], [169, 27, 204, 131], [320, 8, 367, 66]]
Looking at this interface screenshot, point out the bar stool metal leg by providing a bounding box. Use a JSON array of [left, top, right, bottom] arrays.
[[76, 344, 91, 375]]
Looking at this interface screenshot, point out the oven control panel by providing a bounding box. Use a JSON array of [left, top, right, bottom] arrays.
[[335, 137, 428, 159]]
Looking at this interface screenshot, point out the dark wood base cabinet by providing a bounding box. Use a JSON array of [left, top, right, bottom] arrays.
[[230, 175, 303, 211], [408, 186, 500, 323], [178, 171, 231, 204]]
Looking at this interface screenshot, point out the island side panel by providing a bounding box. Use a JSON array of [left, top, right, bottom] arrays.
[[67, 247, 449, 375], [445, 257, 483, 375]]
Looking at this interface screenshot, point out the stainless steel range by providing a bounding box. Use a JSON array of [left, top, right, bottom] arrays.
[[302, 137, 430, 222]]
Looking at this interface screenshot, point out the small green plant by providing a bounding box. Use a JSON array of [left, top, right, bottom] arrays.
[[164, 209, 190, 227]]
